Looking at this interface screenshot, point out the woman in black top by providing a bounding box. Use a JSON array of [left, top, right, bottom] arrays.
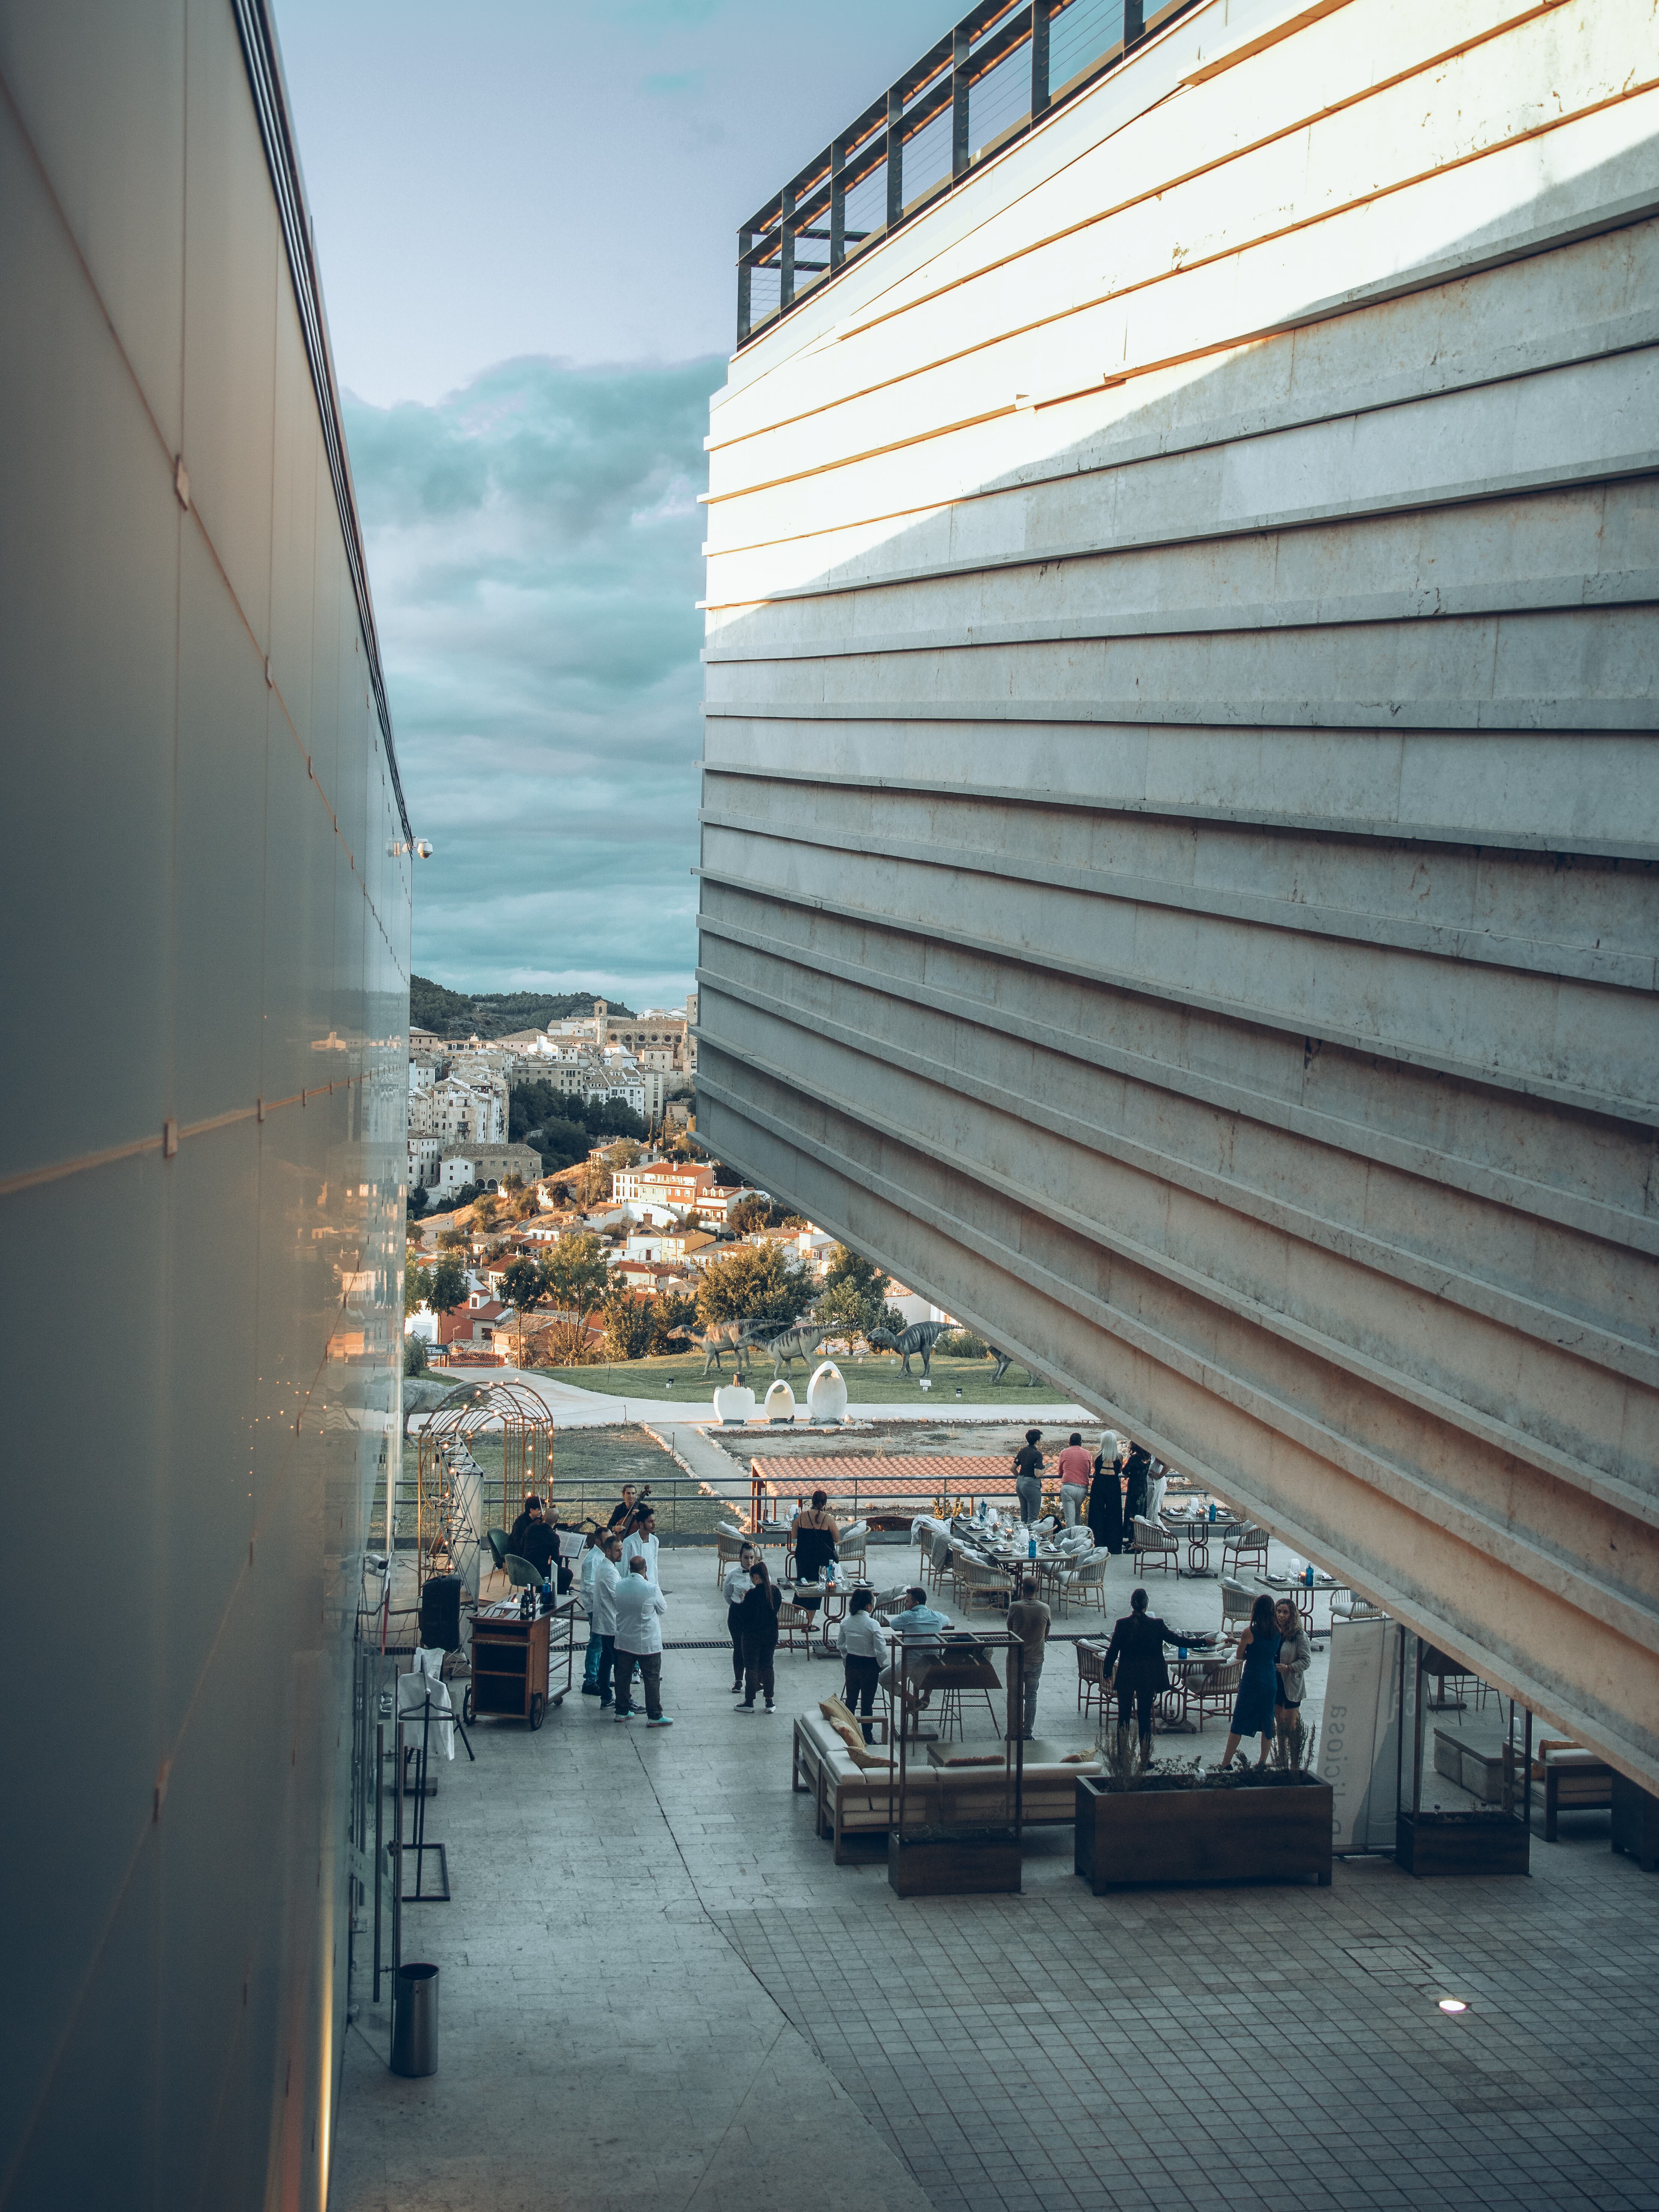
[[1088, 1439, 1124, 1554], [1012, 1429, 1045, 1524], [1122, 1446, 1153, 1531], [735, 1561, 782, 1713], [1101, 1586, 1182, 1758]]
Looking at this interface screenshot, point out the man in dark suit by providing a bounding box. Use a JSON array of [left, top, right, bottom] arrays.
[[508, 1495, 558, 1581], [1102, 1586, 1184, 1758]]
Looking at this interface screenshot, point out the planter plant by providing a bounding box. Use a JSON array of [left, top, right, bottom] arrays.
[[1075, 1718, 1333, 1892]]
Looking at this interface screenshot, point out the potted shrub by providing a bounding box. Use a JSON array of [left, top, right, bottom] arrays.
[[1075, 1719, 1332, 1892]]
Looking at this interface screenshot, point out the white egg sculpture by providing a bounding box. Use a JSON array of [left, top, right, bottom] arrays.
[[763, 1380, 797, 1424], [806, 1360, 849, 1424], [712, 1383, 756, 1426]]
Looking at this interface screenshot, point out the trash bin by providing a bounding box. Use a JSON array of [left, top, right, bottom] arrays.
[[390, 1962, 438, 2077]]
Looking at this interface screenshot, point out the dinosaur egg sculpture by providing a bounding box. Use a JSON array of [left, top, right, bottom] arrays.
[[712, 1383, 756, 1426], [763, 1380, 796, 1424], [806, 1361, 849, 1424]]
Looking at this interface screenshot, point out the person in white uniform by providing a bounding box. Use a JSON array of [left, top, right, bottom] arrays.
[[587, 1533, 624, 1709], [612, 1558, 671, 1724]]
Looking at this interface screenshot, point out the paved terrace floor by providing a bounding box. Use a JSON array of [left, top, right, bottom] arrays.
[[331, 1541, 1659, 2212]]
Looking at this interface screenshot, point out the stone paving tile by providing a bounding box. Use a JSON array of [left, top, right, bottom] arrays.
[[332, 1541, 1659, 2212]]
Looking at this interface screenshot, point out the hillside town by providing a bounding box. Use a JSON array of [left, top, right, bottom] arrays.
[[403, 1144, 953, 1370], [406, 992, 698, 1202]]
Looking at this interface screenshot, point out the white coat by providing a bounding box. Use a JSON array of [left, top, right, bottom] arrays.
[[589, 1556, 622, 1639], [621, 1530, 659, 1583], [612, 1573, 667, 1656]]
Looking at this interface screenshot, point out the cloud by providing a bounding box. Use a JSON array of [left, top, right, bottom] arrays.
[[346, 354, 722, 1006], [643, 68, 706, 95]]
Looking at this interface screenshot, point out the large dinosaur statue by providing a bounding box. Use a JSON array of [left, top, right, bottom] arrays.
[[669, 1319, 760, 1377], [867, 1320, 954, 1377], [751, 1319, 827, 1380]]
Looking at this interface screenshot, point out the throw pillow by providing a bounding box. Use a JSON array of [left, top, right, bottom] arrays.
[[827, 1717, 864, 1756], [819, 1694, 859, 1734], [846, 1741, 894, 1771]]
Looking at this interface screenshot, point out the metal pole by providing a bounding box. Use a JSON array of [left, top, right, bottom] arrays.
[[830, 137, 846, 269], [779, 187, 796, 311], [886, 87, 904, 229], [1123, 0, 1144, 45], [373, 1720, 384, 2000], [952, 28, 970, 178], [737, 227, 753, 347], [1031, 1, 1050, 119]]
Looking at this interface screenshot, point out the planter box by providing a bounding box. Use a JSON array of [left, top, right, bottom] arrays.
[[1396, 1808, 1528, 1877], [1610, 1772, 1659, 1871], [1074, 1775, 1332, 1892], [888, 1830, 1021, 1897]]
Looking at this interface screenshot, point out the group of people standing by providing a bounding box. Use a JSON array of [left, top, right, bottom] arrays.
[[1101, 1586, 1311, 1764], [577, 1491, 674, 1725], [1010, 1429, 1167, 1552]]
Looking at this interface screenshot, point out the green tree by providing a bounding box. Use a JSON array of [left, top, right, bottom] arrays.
[[727, 1193, 788, 1236], [428, 1257, 468, 1315], [499, 1256, 547, 1314], [403, 1335, 428, 1377], [813, 1244, 890, 1335], [649, 1290, 697, 1355], [696, 1242, 799, 1331], [543, 1232, 609, 1326], [601, 1282, 656, 1361], [403, 1255, 430, 1317]]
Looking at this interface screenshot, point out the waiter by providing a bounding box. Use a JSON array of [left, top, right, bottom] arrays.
[[508, 1494, 558, 1580]]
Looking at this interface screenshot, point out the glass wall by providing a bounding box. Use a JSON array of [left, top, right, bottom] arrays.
[[0, 7, 410, 2206]]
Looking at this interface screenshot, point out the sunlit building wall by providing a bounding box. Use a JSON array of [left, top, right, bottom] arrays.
[[0, 6, 409, 2205], [697, 0, 1659, 1788]]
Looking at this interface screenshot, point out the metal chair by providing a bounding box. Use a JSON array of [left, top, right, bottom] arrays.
[[838, 1520, 869, 1582], [1190, 1659, 1242, 1732], [1131, 1517, 1179, 1574], [1053, 1551, 1110, 1619], [1076, 1641, 1107, 1717], [955, 1558, 1008, 1615], [1220, 1577, 1256, 1632], [1223, 1524, 1269, 1576], [925, 1528, 952, 1591], [483, 1528, 511, 1598]]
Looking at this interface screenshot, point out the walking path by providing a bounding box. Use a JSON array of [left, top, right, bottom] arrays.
[[413, 1365, 1096, 1433], [333, 1543, 1659, 2212]]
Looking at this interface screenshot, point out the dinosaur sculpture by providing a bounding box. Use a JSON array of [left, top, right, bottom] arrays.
[[867, 1320, 954, 1377], [669, 1319, 760, 1377], [987, 1344, 1041, 1387], [751, 1319, 827, 1379]]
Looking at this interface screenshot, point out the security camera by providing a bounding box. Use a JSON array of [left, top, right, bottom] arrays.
[[415, 839, 434, 859]]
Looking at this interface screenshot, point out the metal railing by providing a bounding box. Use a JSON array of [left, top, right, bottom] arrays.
[[736, 0, 1199, 347]]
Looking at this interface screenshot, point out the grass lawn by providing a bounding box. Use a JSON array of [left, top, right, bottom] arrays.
[[539, 1350, 1080, 1407]]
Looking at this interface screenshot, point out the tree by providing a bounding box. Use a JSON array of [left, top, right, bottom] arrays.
[[650, 1290, 697, 1355], [427, 1257, 468, 1316], [813, 1244, 890, 1335], [436, 1227, 466, 1253], [499, 1256, 547, 1314], [727, 1193, 788, 1237], [473, 1192, 499, 1232], [601, 1282, 656, 1361], [543, 1232, 609, 1328], [696, 1242, 800, 1331], [403, 1255, 430, 1317], [403, 1335, 428, 1377]]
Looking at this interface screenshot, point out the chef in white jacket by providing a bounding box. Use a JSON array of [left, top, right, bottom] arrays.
[[611, 1558, 671, 1725], [579, 1536, 607, 1696], [587, 1533, 624, 1710], [620, 1508, 660, 1585]]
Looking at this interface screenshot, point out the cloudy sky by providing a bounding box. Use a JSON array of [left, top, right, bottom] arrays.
[[275, 0, 950, 1008]]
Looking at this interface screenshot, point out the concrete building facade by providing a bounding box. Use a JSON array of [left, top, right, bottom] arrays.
[[1, 7, 410, 2206], [695, 0, 1659, 1789]]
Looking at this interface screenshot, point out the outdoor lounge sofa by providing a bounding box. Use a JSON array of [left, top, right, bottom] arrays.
[[791, 1711, 1104, 1864]]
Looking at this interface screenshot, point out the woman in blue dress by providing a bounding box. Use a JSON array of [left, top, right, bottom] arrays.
[[1219, 1594, 1281, 1767]]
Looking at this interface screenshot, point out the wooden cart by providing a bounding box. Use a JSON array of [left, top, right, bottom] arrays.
[[464, 1599, 575, 1730]]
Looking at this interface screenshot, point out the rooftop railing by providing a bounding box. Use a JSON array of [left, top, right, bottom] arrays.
[[736, 0, 1199, 348]]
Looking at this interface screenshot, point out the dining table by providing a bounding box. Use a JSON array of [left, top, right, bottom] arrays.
[[1161, 1508, 1241, 1578]]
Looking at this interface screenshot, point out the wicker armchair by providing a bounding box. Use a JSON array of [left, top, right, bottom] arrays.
[[1075, 1641, 1109, 1717], [1053, 1551, 1110, 1619], [1223, 1524, 1270, 1576], [1131, 1516, 1179, 1574], [1190, 1658, 1242, 1731], [715, 1527, 749, 1585]]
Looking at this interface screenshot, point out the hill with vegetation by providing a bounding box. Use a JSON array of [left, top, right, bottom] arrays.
[[410, 974, 636, 1039]]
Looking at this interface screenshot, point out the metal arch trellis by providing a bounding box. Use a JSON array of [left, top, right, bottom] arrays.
[[410, 1379, 555, 1596]]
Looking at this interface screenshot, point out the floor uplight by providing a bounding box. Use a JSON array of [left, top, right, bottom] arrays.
[[1438, 1999, 1468, 2014]]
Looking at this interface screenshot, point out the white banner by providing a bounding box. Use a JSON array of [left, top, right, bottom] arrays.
[[1322, 1618, 1402, 1853]]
